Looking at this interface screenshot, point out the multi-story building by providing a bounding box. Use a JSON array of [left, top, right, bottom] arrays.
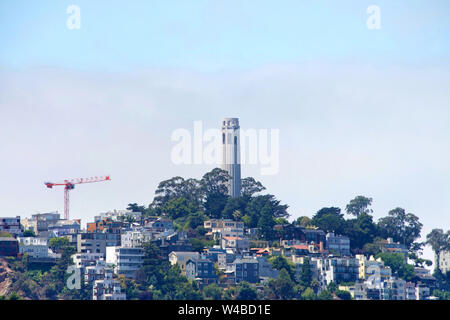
[[106, 246, 144, 279], [85, 259, 110, 283], [356, 255, 392, 285], [416, 285, 431, 300], [93, 269, 126, 300], [0, 216, 22, 236], [221, 236, 249, 253], [405, 282, 417, 300], [438, 250, 450, 274], [326, 232, 351, 256], [315, 257, 359, 286], [72, 252, 105, 269], [257, 256, 280, 279], [77, 232, 121, 254], [185, 258, 217, 283], [217, 251, 236, 271], [21, 212, 60, 236], [47, 219, 81, 237], [95, 210, 142, 223], [145, 218, 173, 233], [169, 251, 200, 275], [87, 218, 123, 234], [18, 237, 53, 259], [204, 219, 245, 239], [383, 278, 406, 300], [228, 258, 259, 284], [121, 229, 152, 248], [381, 238, 408, 257]]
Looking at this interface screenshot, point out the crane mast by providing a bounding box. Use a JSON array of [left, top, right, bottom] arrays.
[[44, 176, 110, 220]]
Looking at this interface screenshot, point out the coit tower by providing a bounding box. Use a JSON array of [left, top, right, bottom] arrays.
[[221, 118, 241, 197]]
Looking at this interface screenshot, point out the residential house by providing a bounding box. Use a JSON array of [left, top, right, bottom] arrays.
[[257, 256, 280, 279], [356, 255, 392, 285], [185, 257, 217, 283], [169, 251, 200, 275], [227, 258, 259, 284], [93, 269, 126, 300], [221, 236, 249, 253], [204, 219, 244, 239]]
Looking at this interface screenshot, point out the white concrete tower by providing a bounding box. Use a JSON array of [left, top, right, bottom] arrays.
[[221, 118, 241, 197]]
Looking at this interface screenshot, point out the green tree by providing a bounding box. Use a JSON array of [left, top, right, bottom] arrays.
[[48, 237, 71, 252], [236, 282, 257, 300], [311, 207, 346, 234], [268, 268, 295, 299], [335, 290, 352, 300], [23, 229, 36, 237], [377, 208, 422, 250], [203, 283, 223, 300], [317, 289, 333, 300], [162, 197, 197, 221], [346, 196, 373, 217], [241, 177, 266, 196], [301, 287, 316, 300], [127, 203, 146, 213], [246, 195, 289, 228], [375, 252, 416, 282], [299, 258, 313, 286], [295, 216, 312, 227], [257, 205, 276, 241], [347, 213, 377, 251]]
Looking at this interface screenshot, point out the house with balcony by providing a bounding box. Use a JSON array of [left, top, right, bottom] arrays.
[[93, 269, 126, 300]]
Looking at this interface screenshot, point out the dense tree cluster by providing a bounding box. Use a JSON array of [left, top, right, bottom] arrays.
[[142, 168, 288, 241]]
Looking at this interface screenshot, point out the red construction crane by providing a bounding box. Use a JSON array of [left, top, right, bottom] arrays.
[[44, 176, 111, 220]]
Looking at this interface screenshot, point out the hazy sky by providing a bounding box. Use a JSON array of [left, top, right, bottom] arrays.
[[1, 1, 449, 264]]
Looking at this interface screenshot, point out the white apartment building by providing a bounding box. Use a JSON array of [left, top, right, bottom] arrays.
[[72, 252, 105, 269], [106, 246, 144, 278], [17, 237, 60, 259], [121, 229, 152, 248]]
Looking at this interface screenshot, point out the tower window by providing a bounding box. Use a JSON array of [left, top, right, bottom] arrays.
[[234, 136, 237, 145], [222, 133, 225, 144]]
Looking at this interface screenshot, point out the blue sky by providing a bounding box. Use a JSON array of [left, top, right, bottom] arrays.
[[1, 0, 450, 71], [1, 1, 450, 265]]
